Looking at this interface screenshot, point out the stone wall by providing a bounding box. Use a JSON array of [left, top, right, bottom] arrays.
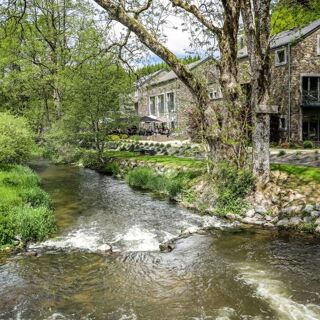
[[137, 27, 320, 142], [136, 59, 221, 132], [239, 28, 320, 143]]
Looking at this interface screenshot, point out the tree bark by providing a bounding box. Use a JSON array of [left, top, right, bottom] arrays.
[[241, 0, 272, 184]]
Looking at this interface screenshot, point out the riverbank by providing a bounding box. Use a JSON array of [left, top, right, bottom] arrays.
[[78, 149, 320, 236], [0, 165, 55, 251]]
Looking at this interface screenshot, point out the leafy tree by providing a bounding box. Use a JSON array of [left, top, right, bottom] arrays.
[[271, 0, 320, 34], [44, 55, 135, 161], [0, 113, 36, 164]]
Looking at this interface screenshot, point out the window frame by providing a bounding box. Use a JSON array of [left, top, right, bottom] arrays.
[[157, 94, 165, 115], [166, 92, 175, 113], [149, 96, 157, 116], [209, 85, 222, 100], [275, 47, 287, 66]]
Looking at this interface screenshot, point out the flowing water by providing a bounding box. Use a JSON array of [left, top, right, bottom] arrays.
[[1, 162, 320, 319]]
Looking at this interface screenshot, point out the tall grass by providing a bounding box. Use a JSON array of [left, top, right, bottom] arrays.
[[0, 165, 55, 247], [125, 167, 197, 198]]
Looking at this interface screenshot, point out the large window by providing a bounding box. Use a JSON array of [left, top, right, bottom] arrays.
[[167, 92, 175, 113], [302, 76, 320, 106], [303, 110, 320, 142], [149, 96, 156, 116], [275, 48, 287, 66], [209, 85, 222, 100], [158, 94, 165, 115]]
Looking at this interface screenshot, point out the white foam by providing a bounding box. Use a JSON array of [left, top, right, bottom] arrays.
[[114, 226, 160, 252], [29, 228, 100, 252], [237, 264, 320, 320]]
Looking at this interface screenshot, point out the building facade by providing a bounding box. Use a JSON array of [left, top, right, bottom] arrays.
[[135, 19, 320, 143]]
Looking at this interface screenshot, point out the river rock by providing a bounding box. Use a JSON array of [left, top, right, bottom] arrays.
[[242, 217, 265, 225], [315, 203, 320, 211], [254, 214, 264, 220], [264, 222, 275, 228], [315, 225, 320, 234], [289, 216, 302, 226], [245, 209, 255, 218], [97, 244, 112, 254], [281, 205, 303, 215], [276, 218, 289, 227], [159, 241, 175, 252], [315, 218, 320, 225], [24, 251, 38, 257], [310, 211, 320, 218], [255, 206, 267, 215], [226, 213, 236, 220], [265, 215, 273, 222], [181, 226, 200, 235], [304, 204, 314, 213], [303, 216, 312, 223]]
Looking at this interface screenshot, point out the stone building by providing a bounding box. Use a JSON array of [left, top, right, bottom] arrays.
[[135, 19, 320, 143]]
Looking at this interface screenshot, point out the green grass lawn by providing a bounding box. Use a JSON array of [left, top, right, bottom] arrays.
[[0, 165, 55, 249], [271, 163, 320, 183], [103, 150, 206, 170]]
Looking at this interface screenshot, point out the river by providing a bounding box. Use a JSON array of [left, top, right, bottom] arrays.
[[0, 162, 320, 319]]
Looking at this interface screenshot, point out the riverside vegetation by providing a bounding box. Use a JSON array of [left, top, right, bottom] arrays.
[[63, 138, 320, 235], [0, 113, 55, 250]]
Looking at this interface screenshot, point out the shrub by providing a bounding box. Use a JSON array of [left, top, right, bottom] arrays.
[[303, 140, 314, 149], [215, 163, 255, 215], [119, 134, 129, 140], [80, 150, 101, 168], [104, 162, 120, 176], [109, 134, 121, 141], [0, 113, 36, 164], [131, 135, 140, 142], [289, 142, 301, 149], [126, 167, 157, 189], [278, 150, 286, 157]]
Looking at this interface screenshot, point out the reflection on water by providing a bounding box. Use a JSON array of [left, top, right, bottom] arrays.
[[0, 161, 320, 319]]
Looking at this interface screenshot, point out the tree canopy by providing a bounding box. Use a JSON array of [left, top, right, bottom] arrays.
[[271, 0, 320, 34]]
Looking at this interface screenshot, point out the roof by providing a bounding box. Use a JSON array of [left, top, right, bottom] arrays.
[[136, 69, 167, 87], [145, 56, 212, 86], [238, 19, 320, 59]]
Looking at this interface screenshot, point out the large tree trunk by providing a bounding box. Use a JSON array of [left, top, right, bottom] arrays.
[[241, 0, 272, 185]]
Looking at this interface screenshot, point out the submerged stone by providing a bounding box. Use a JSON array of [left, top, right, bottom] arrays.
[[97, 244, 112, 254], [276, 218, 289, 227]]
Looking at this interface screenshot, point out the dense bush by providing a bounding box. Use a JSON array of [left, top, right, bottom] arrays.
[[104, 162, 120, 176], [0, 165, 55, 247], [125, 167, 197, 198], [215, 163, 255, 215], [0, 113, 36, 164], [303, 140, 314, 149]]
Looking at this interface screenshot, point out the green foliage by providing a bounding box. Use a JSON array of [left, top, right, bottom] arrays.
[[271, 163, 320, 182], [214, 163, 255, 215], [303, 140, 314, 149], [0, 113, 36, 164], [104, 162, 120, 176], [0, 165, 55, 246], [79, 149, 101, 168], [271, 0, 320, 34], [125, 166, 200, 198], [278, 150, 287, 157], [136, 55, 201, 78], [126, 167, 159, 190]]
